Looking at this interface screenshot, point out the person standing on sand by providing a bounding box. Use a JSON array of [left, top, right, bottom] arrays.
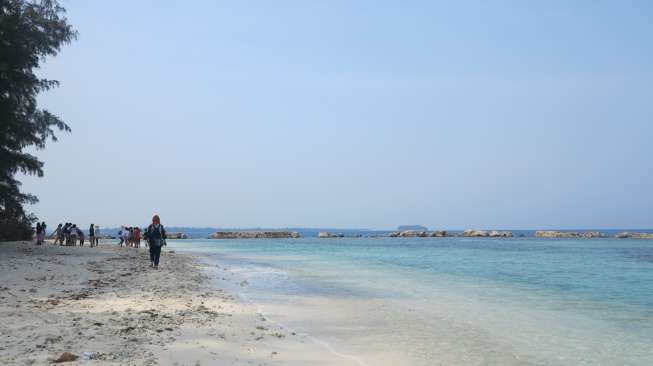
[[78, 226, 84, 246], [89, 224, 95, 247], [128, 227, 134, 247], [124, 228, 130, 247], [70, 224, 78, 246], [143, 227, 149, 248], [118, 227, 124, 247], [133, 227, 141, 248], [94, 225, 100, 246], [40, 222, 47, 244], [54, 224, 63, 245], [63, 223, 71, 245], [35, 222, 42, 245], [147, 215, 166, 269]]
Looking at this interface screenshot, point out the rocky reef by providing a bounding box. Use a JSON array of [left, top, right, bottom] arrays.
[[615, 232, 653, 239], [210, 231, 300, 239], [579, 232, 608, 238], [535, 231, 579, 238], [166, 232, 188, 239], [430, 230, 448, 237], [317, 232, 345, 238], [462, 230, 514, 238], [535, 231, 608, 238], [388, 230, 450, 238], [389, 231, 430, 238]]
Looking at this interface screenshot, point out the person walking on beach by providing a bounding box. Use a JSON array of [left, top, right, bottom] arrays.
[[147, 215, 166, 269]]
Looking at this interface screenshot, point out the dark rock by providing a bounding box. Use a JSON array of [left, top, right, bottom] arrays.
[[54, 352, 79, 363]]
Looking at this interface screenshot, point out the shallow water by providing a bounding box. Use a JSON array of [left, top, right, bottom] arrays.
[[169, 237, 653, 365]]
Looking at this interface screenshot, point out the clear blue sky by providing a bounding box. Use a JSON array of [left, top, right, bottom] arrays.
[[23, 0, 653, 229]]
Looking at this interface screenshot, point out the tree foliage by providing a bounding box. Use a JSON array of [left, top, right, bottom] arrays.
[[0, 0, 76, 240]]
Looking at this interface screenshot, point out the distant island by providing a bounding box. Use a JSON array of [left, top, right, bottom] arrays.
[[397, 225, 428, 231]]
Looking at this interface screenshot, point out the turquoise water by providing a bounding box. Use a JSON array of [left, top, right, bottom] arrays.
[[169, 237, 653, 365]]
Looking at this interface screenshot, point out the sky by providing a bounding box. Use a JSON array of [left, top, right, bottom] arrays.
[[22, 0, 653, 230]]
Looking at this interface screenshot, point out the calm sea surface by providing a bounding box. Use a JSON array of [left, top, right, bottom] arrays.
[[168, 237, 653, 366]]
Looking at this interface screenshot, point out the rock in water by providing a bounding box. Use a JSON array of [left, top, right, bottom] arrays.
[[462, 230, 514, 237], [318, 232, 345, 238], [535, 231, 579, 238], [54, 352, 79, 363], [166, 232, 188, 239], [489, 231, 514, 237], [615, 232, 653, 239], [579, 231, 607, 238], [463, 230, 490, 237], [536, 231, 608, 238], [391, 231, 430, 237]]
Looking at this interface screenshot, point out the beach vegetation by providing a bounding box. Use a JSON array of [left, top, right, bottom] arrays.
[[0, 0, 76, 240]]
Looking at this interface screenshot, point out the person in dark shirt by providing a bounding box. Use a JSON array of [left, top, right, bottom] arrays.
[[63, 223, 71, 246], [35, 222, 42, 245], [147, 215, 166, 269], [89, 224, 95, 247]]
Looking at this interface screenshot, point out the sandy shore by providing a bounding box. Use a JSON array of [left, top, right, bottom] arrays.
[[0, 241, 359, 366]]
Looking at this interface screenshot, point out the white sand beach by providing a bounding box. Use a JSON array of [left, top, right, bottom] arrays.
[[0, 241, 361, 366]]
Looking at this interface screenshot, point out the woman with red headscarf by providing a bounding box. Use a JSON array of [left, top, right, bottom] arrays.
[[147, 215, 167, 269]]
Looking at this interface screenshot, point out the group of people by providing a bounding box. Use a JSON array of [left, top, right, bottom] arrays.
[[35, 222, 48, 245], [52, 223, 100, 247], [117, 216, 167, 269], [33, 215, 167, 270], [118, 226, 142, 248]]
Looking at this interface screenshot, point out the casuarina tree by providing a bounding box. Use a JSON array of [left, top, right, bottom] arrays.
[[0, 0, 76, 240]]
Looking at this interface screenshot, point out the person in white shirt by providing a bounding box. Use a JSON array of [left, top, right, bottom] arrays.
[[94, 226, 100, 246], [121, 228, 129, 247]]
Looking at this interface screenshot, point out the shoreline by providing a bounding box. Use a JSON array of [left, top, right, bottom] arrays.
[[0, 241, 358, 365]]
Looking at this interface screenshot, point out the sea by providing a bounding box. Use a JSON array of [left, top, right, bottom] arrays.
[[166, 236, 653, 366]]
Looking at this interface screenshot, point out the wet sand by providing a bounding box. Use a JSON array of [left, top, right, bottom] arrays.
[[0, 241, 358, 365]]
